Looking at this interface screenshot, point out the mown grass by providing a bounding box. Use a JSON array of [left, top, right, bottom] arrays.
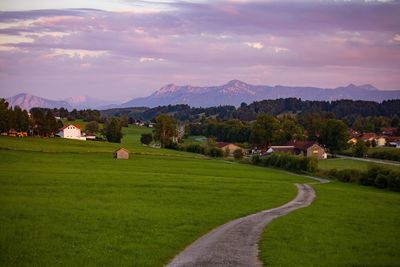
[[260, 182, 400, 266], [1, 127, 399, 266], [318, 158, 400, 172], [0, 126, 200, 158], [0, 130, 308, 266]]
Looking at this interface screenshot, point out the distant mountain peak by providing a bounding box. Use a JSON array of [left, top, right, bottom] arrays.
[[359, 84, 378, 91], [6, 93, 72, 110], [120, 81, 400, 108], [153, 83, 179, 96], [225, 79, 249, 87]]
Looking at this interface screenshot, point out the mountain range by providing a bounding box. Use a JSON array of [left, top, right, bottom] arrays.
[[121, 80, 400, 108], [4, 80, 400, 110], [5, 93, 112, 111]]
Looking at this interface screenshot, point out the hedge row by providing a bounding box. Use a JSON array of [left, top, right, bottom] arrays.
[[319, 165, 400, 191], [251, 153, 318, 173], [368, 150, 400, 162], [168, 143, 224, 158]]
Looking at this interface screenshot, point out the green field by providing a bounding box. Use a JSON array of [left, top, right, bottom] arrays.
[[0, 127, 309, 266], [318, 158, 400, 172], [1, 127, 399, 266], [260, 182, 400, 266]]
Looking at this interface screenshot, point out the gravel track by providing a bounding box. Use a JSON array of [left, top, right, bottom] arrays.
[[167, 183, 316, 267]]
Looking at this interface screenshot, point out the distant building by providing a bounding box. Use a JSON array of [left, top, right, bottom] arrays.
[[57, 125, 86, 140], [115, 148, 129, 159], [360, 133, 386, 147], [382, 127, 396, 136], [266, 146, 295, 154], [376, 137, 386, 147], [216, 142, 243, 156], [348, 137, 358, 145], [286, 141, 327, 160], [386, 136, 400, 148], [360, 133, 377, 143]]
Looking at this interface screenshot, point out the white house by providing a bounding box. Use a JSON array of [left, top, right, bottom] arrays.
[[57, 125, 86, 140]]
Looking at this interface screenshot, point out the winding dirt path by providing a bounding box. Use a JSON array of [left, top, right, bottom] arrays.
[[166, 183, 316, 267]]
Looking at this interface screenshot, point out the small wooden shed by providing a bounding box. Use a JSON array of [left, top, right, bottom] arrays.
[[115, 148, 129, 159]]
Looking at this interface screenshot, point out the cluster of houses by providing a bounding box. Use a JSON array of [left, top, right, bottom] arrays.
[[348, 127, 400, 148], [252, 141, 327, 160], [215, 140, 327, 160]]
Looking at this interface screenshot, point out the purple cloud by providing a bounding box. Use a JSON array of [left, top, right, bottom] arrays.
[[0, 0, 399, 101]]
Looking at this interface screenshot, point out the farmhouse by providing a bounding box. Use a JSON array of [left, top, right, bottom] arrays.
[[286, 141, 327, 160], [57, 125, 86, 140], [115, 148, 129, 159], [360, 133, 386, 147], [216, 142, 243, 156], [386, 136, 400, 148]]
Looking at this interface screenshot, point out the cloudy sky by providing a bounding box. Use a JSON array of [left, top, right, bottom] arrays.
[[0, 0, 399, 101]]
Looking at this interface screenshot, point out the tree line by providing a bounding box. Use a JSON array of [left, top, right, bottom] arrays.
[[0, 100, 61, 136], [101, 98, 400, 125]]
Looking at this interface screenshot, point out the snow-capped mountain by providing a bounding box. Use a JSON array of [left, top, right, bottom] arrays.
[[121, 80, 400, 108], [6, 93, 72, 110], [5, 93, 114, 110]]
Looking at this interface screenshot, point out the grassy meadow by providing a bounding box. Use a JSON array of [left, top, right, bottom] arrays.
[[0, 126, 309, 266], [260, 182, 400, 266], [319, 158, 400, 172], [1, 126, 399, 266]]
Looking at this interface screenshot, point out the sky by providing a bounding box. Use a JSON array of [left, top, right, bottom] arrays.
[[0, 0, 400, 102]]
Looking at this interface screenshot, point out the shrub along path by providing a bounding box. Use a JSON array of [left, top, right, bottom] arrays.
[[167, 183, 317, 267]]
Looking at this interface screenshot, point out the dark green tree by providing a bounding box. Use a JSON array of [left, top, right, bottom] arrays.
[[250, 114, 278, 148], [85, 121, 99, 133], [153, 115, 177, 147], [140, 133, 153, 145], [352, 139, 368, 158], [275, 117, 304, 144], [103, 117, 123, 143], [0, 99, 9, 133], [13, 106, 29, 131], [319, 119, 349, 155]]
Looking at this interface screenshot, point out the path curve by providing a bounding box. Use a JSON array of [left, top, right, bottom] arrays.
[[166, 183, 315, 267]]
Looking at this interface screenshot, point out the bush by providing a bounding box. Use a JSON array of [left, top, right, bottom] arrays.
[[207, 147, 224, 158], [357, 165, 400, 191], [165, 142, 179, 150], [186, 143, 205, 154], [140, 133, 153, 145], [233, 148, 244, 160], [251, 154, 260, 164], [252, 153, 319, 174], [368, 150, 400, 162], [374, 174, 388, 189], [334, 169, 363, 183]]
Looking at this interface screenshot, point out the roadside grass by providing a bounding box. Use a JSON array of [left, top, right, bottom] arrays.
[[0, 134, 309, 266], [318, 158, 400, 172], [260, 181, 400, 267]]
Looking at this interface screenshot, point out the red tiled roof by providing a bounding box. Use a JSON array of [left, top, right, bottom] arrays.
[[59, 124, 81, 131], [286, 141, 317, 150], [386, 136, 400, 142], [216, 142, 230, 148], [361, 133, 376, 140]]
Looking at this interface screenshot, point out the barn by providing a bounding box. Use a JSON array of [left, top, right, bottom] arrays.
[[115, 148, 129, 159]]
